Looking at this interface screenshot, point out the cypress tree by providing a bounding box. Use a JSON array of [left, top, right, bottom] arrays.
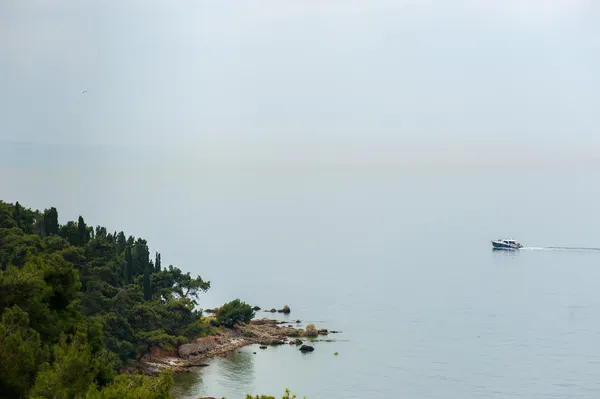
[[143, 263, 152, 300], [124, 247, 133, 284], [116, 232, 126, 253], [13, 201, 22, 228], [43, 207, 59, 236], [155, 252, 161, 272], [77, 216, 87, 246]]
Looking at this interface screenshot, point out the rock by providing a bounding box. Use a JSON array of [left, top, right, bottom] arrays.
[[179, 337, 221, 358], [288, 324, 293, 327], [334, 352, 339, 356], [304, 324, 318, 337], [330, 330, 341, 334], [289, 339, 303, 345], [277, 305, 291, 314], [259, 345, 268, 349], [268, 308, 277, 313], [318, 329, 329, 335], [253, 306, 261, 311], [299, 345, 314, 353], [253, 352, 257, 354], [250, 318, 278, 326], [296, 319, 301, 323], [260, 338, 285, 346]]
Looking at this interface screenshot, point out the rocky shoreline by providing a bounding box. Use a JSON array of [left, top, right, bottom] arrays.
[[140, 318, 339, 376]]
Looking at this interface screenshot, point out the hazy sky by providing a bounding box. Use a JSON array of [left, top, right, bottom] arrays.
[[1, 0, 599, 167]]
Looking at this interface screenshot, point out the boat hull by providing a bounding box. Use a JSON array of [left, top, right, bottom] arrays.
[[491, 241, 522, 250]]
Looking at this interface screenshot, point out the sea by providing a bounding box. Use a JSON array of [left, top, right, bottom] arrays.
[[3, 163, 600, 399]]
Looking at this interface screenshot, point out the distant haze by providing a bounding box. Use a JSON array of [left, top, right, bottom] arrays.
[[1, 1, 599, 168]]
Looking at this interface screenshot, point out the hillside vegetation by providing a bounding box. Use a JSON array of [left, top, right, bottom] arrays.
[[0, 201, 210, 398]]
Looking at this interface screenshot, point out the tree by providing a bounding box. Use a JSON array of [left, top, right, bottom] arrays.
[[77, 216, 89, 246], [0, 306, 43, 398], [85, 371, 173, 399], [155, 252, 161, 273], [132, 239, 149, 276], [143, 263, 152, 301], [29, 330, 114, 399], [13, 201, 22, 229], [151, 266, 210, 302], [95, 226, 107, 239], [116, 231, 126, 253], [59, 221, 78, 245], [124, 247, 133, 284], [216, 299, 254, 328], [43, 207, 59, 236], [136, 329, 178, 360], [178, 274, 210, 300]]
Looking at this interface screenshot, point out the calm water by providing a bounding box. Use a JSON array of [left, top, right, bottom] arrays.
[[3, 165, 600, 398]]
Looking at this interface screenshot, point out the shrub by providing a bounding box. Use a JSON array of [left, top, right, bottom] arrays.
[[216, 299, 255, 328], [244, 388, 301, 399]]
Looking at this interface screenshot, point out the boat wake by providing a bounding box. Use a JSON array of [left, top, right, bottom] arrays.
[[523, 246, 600, 252]]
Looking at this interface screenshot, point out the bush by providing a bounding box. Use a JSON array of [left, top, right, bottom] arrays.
[[245, 388, 301, 399], [216, 299, 255, 328]]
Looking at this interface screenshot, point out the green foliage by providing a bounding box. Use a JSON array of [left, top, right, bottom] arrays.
[[216, 299, 255, 328], [84, 371, 173, 399], [29, 329, 115, 399], [0, 306, 43, 398], [43, 207, 59, 236], [143, 262, 152, 301], [136, 329, 181, 359], [155, 252, 162, 272], [244, 388, 302, 399], [0, 200, 212, 398]]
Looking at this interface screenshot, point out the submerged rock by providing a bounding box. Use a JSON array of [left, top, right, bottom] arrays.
[[259, 345, 268, 349], [299, 345, 314, 353]]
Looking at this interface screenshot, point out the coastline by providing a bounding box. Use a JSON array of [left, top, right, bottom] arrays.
[[140, 318, 337, 376]]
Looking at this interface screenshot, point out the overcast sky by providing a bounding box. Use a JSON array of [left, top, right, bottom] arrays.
[[1, 0, 599, 167]]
